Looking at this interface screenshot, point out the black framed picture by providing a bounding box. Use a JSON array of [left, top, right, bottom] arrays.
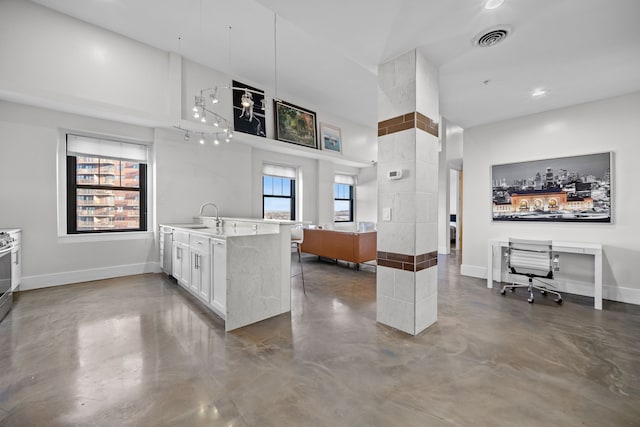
[[274, 100, 318, 149], [232, 80, 266, 137], [492, 152, 612, 222]]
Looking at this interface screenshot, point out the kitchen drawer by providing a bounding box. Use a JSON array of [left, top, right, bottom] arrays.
[[190, 233, 210, 253], [173, 230, 189, 244]]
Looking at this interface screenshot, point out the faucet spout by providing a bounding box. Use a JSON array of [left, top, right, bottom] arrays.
[[199, 202, 222, 227]]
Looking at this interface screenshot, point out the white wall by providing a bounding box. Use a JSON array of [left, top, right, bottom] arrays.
[[0, 0, 171, 126], [461, 92, 640, 304], [356, 165, 378, 225], [154, 128, 253, 224], [0, 101, 157, 288]]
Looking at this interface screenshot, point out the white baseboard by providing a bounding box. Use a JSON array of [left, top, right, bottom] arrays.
[[19, 262, 162, 291], [460, 263, 640, 306], [460, 264, 487, 279], [603, 285, 640, 306]]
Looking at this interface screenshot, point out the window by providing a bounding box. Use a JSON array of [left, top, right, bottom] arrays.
[[263, 164, 296, 220], [334, 174, 355, 222], [66, 134, 148, 233]]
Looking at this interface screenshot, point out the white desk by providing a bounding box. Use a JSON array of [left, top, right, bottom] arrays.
[[487, 239, 603, 310]]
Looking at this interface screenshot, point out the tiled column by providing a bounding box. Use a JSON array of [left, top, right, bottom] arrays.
[[376, 49, 439, 335]]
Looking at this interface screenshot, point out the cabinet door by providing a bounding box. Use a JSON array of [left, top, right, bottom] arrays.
[[179, 244, 190, 287], [189, 249, 211, 302], [211, 240, 227, 312], [172, 242, 181, 281], [172, 243, 189, 286], [197, 251, 210, 302], [189, 250, 200, 294]]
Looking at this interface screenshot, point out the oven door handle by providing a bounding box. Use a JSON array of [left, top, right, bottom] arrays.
[[0, 246, 13, 256]]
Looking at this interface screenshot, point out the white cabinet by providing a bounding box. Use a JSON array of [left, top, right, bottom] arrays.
[[210, 238, 226, 316], [189, 234, 210, 302], [10, 230, 21, 291], [172, 230, 190, 287]]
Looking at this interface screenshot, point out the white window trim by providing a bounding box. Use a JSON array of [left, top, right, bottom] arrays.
[[261, 162, 302, 221], [56, 128, 154, 241]]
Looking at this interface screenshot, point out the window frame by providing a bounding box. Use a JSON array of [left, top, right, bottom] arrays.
[[334, 182, 354, 223], [65, 135, 148, 235], [262, 174, 296, 221]]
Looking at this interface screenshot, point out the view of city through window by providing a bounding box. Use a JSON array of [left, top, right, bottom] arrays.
[[75, 156, 142, 231], [334, 183, 353, 222], [263, 175, 294, 220]]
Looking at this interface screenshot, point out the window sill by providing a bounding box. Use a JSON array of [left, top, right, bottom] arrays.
[[58, 231, 154, 243]]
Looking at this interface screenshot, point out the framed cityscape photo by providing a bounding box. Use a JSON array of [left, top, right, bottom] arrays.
[[320, 123, 342, 154], [232, 80, 266, 137], [274, 100, 318, 149], [492, 152, 612, 222]]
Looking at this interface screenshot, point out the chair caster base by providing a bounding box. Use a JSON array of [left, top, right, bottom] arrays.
[[527, 297, 534, 303], [555, 297, 562, 304]]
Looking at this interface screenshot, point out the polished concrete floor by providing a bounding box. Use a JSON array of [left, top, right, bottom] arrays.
[[1, 252, 639, 426]]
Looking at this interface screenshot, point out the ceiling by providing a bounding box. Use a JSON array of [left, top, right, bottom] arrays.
[[31, 0, 640, 129]]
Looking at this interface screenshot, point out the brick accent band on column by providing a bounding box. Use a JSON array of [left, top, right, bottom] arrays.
[[377, 251, 438, 272], [378, 112, 439, 138]]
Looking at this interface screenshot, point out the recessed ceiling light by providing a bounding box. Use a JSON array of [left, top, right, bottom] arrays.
[[531, 88, 548, 97], [485, 0, 505, 10]]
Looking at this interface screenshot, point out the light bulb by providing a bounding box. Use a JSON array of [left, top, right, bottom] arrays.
[[210, 94, 219, 104], [192, 105, 198, 112], [199, 136, 205, 144], [225, 137, 230, 143], [184, 132, 190, 141], [201, 115, 206, 123], [228, 132, 233, 139], [193, 111, 200, 119], [214, 138, 220, 145], [214, 119, 219, 127]]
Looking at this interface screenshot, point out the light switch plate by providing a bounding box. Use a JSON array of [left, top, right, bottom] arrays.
[[383, 207, 391, 221]]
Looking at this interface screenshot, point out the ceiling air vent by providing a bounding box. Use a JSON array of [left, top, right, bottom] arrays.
[[472, 25, 512, 47]]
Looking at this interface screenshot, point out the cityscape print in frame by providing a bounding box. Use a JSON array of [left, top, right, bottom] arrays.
[[492, 152, 612, 222]]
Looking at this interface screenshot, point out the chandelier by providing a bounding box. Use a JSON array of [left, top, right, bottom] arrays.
[[176, 14, 280, 146]]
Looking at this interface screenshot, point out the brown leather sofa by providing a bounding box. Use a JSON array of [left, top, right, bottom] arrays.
[[300, 229, 377, 265]]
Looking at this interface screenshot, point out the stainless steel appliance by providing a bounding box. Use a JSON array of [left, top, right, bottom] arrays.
[[0, 232, 15, 322]]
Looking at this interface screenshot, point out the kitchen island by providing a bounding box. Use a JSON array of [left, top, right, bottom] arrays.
[[160, 218, 295, 331]]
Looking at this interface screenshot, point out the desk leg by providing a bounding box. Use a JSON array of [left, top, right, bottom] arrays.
[[594, 252, 603, 310], [487, 242, 494, 289]]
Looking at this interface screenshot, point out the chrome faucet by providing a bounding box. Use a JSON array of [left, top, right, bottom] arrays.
[[199, 202, 222, 227]]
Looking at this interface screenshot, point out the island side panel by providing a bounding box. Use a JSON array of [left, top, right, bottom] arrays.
[[225, 233, 286, 331]]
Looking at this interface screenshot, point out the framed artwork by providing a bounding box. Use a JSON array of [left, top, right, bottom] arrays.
[[232, 80, 266, 137], [274, 100, 318, 149], [320, 123, 342, 154], [492, 152, 612, 223]]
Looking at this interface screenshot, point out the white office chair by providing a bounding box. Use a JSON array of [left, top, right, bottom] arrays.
[[291, 225, 306, 294], [501, 238, 561, 304]]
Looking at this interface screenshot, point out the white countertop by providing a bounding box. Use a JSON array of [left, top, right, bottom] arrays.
[[194, 216, 310, 225], [161, 223, 277, 239]]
